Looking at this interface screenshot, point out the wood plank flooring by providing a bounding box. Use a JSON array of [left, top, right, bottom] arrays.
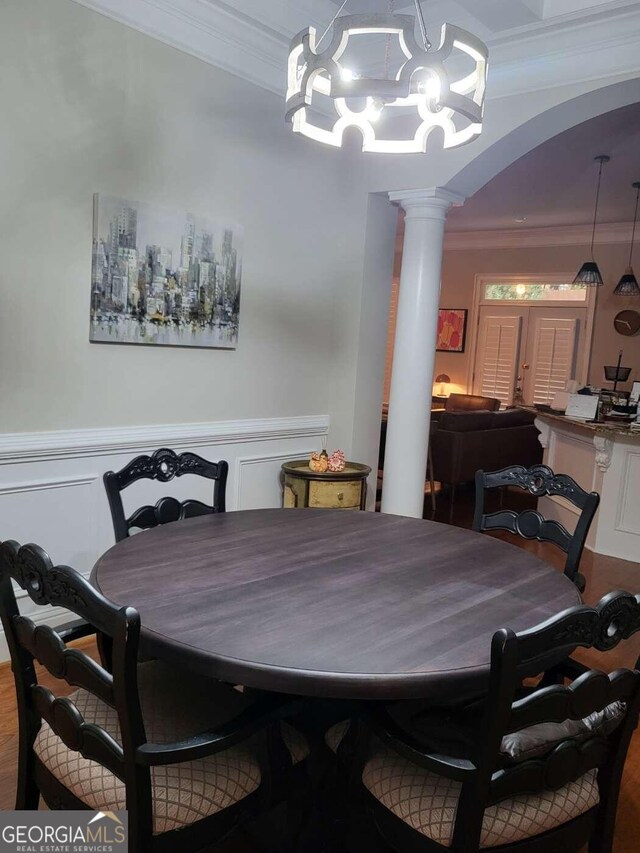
[[0, 495, 639, 851]]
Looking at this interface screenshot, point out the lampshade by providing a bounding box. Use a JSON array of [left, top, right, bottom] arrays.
[[614, 267, 640, 296], [286, 1, 488, 154], [435, 374, 450, 383], [574, 155, 609, 286], [574, 261, 604, 287]]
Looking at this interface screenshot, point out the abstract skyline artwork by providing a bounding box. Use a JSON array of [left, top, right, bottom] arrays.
[[90, 194, 242, 348]]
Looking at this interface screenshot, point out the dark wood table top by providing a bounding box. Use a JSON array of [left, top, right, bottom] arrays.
[[93, 509, 581, 700]]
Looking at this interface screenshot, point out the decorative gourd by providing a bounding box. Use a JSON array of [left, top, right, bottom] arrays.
[[309, 450, 329, 473], [327, 449, 346, 472]]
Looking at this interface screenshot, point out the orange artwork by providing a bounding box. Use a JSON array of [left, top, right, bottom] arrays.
[[436, 309, 467, 352]]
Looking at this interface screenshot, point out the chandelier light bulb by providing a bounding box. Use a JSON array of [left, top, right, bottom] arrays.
[[285, 10, 489, 155]]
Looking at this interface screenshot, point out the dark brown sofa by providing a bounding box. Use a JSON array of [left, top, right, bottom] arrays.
[[431, 408, 543, 519], [445, 393, 501, 413]]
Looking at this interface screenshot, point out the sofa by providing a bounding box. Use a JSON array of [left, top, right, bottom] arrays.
[[445, 393, 501, 413], [430, 408, 543, 520]]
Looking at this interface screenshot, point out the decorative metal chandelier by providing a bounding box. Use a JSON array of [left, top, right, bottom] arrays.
[[285, 0, 488, 154]]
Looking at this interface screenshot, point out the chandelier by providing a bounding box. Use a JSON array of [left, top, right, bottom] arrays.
[[285, 0, 489, 154]]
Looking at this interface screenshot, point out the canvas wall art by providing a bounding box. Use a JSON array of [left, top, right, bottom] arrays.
[[90, 194, 242, 348], [436, 308, 467, 353]]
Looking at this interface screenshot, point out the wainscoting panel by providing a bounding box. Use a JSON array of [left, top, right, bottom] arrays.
[[234, 451, 315, 511], [0, 414, 329, 661]]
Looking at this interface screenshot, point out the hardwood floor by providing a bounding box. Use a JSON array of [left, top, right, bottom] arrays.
[[1, 493, 639, 851]]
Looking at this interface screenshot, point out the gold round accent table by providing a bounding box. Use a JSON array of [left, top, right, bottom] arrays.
[[281, 460, 371, 510]]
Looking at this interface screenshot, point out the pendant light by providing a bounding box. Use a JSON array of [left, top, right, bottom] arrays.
[[574, 154, 610, 286], [614, 181, 640, 296], [286, 0, 488, 154]]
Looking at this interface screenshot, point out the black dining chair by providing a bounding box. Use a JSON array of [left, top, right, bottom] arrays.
[[0, 539, 308, 852], [472, 464, 600, 592], [104, 447, 228, 542], [350, 589, 640, 853]]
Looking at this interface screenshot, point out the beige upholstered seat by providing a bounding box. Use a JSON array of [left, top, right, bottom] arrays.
[[34, 661, 307, 835], [362, 744, 599, 849]]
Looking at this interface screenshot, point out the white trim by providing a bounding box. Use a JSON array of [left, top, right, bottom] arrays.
[[467, 273, 596, 396], [445, 221, 633, 251], [615, 449, 640, 536], [0, 476, 98, 496], [0, 415, 330, 465]]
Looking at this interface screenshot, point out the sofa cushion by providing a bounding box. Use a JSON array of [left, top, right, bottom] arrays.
[[438, 412, 495, 432], [33, 661, 308, 835], [363, 744, 599, 848], [490, 409, 537, 429]]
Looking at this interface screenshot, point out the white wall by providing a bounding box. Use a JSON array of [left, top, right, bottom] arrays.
[[0, 0, 366, 437]]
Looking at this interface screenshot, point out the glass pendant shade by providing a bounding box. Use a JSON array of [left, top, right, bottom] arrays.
[[574, 154, 609, 286], [615, 181, 640, 296], [574, 261, 604, 287], [614, 267, 640, 296], [286, 9, 488, 154]]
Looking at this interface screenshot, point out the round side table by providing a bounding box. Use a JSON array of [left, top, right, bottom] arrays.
[[281, 460, 371, 510]]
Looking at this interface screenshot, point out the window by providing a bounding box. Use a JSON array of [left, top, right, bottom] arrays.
[[483, 282, 587, 302]]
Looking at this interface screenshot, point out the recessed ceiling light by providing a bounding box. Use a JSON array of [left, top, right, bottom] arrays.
[[515, 216, 527, 223]]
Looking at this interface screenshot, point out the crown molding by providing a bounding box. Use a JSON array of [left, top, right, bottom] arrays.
[[69, 0, 640, 101], [444, 220, 633, 250]]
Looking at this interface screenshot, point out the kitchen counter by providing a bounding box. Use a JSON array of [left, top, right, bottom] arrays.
[[527, 409, 640, 562]]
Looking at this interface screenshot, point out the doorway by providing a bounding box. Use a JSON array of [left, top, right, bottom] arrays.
[[469, 275, 596, 407]]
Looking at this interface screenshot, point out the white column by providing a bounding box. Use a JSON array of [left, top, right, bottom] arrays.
[[381, 188, 464, 518]]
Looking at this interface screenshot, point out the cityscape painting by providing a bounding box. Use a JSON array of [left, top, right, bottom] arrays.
[[90, 194, 242, 348]]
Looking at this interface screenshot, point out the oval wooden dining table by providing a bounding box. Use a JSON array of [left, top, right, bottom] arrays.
[[92, 508, 581, 701]]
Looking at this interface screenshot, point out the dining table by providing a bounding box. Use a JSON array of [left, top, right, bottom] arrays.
[[92, 508, 581, 702]]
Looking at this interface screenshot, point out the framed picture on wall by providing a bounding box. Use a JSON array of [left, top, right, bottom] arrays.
[[436, 308, 467, 353]]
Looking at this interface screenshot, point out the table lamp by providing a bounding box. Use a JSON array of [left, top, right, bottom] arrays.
[[435, 374, 450, 397]]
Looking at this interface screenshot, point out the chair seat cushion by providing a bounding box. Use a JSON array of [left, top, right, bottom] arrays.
[[34, 661, 307, 834], [363, 744, 599, 849]]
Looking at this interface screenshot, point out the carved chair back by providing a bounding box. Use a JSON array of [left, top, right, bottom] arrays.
[[472, 464, 600, 591], [366, 591, 640, 853], [104, 447, 228, 542], [0, 540, 146, 816], [467, 591, 640, 851]]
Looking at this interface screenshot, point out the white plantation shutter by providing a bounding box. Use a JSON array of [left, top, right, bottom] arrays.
[[475, 315, 522, 406], [529, 317, 577, 405]]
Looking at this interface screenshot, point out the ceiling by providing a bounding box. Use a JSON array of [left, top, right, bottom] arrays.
[[446, 101, 640, 231], [324, 0, 638, 39], [72, 0, 640, 100]]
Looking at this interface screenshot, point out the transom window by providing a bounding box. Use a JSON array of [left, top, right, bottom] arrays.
[[483, 282, 588, 302]]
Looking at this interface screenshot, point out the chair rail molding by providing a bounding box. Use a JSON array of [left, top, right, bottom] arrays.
[[0, 415, 330, 464]]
